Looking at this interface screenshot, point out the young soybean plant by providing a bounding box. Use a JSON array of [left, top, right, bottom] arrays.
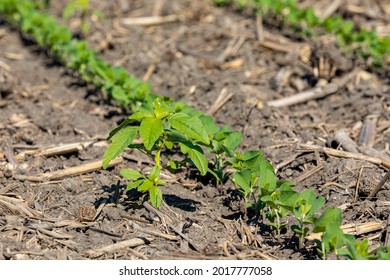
[[102, 97, 241, 207]]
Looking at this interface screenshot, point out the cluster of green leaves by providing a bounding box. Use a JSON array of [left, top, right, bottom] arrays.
[[102, 97, 242, 207], [2, 0, 389, 260], [214, 0, 390, 65], [314, 208, 390, 260], [0, 0, 154, 111], [230, 154, 324, 248], [63, 0, 104, 34]]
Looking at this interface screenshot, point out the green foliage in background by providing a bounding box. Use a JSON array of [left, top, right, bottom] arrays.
[[214, 0, 390, 65]]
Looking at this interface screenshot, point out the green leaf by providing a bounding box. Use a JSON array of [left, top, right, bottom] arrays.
[[165, 128, 189, 142], [377, 247, 390, 260], [149, 184, 163, 208], [164, 140, 173, 149], [341, 237, 372, 260], [207, 167, 221, 182], [242, 150, 263, 172], [277, 180, 295, 191], [106, 117, 133, 141], [129, 111, 154, 121], [223, 131, 242, 154], [199, 115, 220, 137], [308, 195, 325, 218], [313, 207, 342, 233], [276, 190, 299, 211], [259, 159, 276, 193], [210, 139, 225, 155], [232, 169, 252, 197], [138, 179, 153, 192], [297, 189, 325, 222], [120, 169, 143, 180], [148, 166, 161, 181], [169, 112, 210, 145], [126, 179, 143, 190], [111, 86, 129, 106], [153, 97, 173, 120], [139, 117, 163, 150], [321, 223, 348, 254], [179, 143, 208, 176], [168, 160, 178, 170], [102, 126, 138, 169], [63, 3, 77, 19]]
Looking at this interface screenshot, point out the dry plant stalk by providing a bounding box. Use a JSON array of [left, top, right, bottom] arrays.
[[358, 114, 379, 147], [267, 83, 338, 108], [121, 15, 180, 26], [307, 221, 384, 241], [12, 140, 106, 161], [86, 237, 153, 258], [0, 195, 41, 217], [14, 157, 123, 182], [299, 143, 390, 169], [334, 129, 359, 153]]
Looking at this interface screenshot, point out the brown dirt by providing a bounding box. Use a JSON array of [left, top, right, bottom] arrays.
[[0, 0, 389, 260]]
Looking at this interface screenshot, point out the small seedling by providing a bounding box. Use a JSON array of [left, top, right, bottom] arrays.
[[103, 97, 241, 207], [290, 189, 325, 249], [214, 0, 390, 65], [63, 0, 103, 34]]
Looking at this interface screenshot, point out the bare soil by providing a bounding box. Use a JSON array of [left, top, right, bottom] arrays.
[[0, 0, 389, 260]]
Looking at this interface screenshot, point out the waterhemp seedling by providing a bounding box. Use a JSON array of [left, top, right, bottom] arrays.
[[102, 97, 242, 207]]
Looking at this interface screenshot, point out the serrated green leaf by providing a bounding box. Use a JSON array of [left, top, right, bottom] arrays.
[[102, 126, 138, 169], [139, 117, 163, 150], [153, 97, 173, 120], [168, 160, 178, 170], [210, 139, 225, 154], [148, 166, 161, 181], [138, 179, 153, 192], [126, 179, 143, 190], [179, 143, 208, 176], [169, 112, 210, 145], [164, 140, 173, 149], [120, 169, 143, 180], [129, 111, 154, 121], [107, 117, 134, 141], [165, 128, 189, 142]]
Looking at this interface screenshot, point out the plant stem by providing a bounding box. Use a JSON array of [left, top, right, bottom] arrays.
[[155, 148, 161, 169]]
